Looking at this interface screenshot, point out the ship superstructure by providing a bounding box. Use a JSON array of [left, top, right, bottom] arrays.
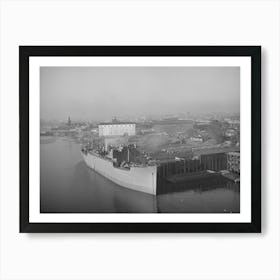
[[82, 119, 158, 195]]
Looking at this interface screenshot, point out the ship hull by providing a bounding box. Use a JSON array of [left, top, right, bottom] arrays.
[[82, 152, 157, 195]]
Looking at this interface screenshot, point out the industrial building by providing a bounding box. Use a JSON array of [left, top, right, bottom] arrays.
[[200, 152, 227, 171], [227, 151, 240, 174], [98, 122, 136, 137]]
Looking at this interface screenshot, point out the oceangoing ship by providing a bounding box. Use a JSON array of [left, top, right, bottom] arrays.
[[81, 147, 158, 195], [81, 119, 238, 196]]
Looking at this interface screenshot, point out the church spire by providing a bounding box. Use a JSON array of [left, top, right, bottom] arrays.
[[67, 116, 71, 126]]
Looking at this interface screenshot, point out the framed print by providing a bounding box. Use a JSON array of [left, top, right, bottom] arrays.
[[19, 46, 261, 233]]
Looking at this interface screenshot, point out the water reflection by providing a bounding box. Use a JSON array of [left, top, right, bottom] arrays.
[[40, 137, 240, 213]]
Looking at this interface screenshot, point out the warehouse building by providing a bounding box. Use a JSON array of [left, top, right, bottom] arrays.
[[98, 122, 136, 137]]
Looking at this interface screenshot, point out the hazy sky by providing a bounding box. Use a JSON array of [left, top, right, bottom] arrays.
[[40, 67, 240, 121]]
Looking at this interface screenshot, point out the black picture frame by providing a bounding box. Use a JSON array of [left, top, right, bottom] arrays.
[[20, 46, 261, 233]]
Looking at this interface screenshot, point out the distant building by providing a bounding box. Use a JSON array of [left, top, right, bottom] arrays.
[[98, 122, 136, 137], [225, 129, 236, 137], [227, 152, 240, 174], [67, 116, 71, 126], [190, 136, 203, 143]]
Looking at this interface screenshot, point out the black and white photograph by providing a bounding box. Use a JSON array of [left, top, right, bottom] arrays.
[[3, 1, 280, 279], [40, 66, 241, 214], [19, 46, 261, 232]]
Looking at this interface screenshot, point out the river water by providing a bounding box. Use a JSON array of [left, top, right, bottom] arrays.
[[40, 137, 240, 213]]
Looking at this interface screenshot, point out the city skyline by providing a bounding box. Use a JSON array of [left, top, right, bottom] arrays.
[[40, 111, 240, 124]]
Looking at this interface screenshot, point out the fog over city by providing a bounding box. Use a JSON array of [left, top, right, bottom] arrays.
[[40, 67, 240, 121]]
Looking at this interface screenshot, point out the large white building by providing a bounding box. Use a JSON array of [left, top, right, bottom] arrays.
[[98, 122, 136, 137]]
